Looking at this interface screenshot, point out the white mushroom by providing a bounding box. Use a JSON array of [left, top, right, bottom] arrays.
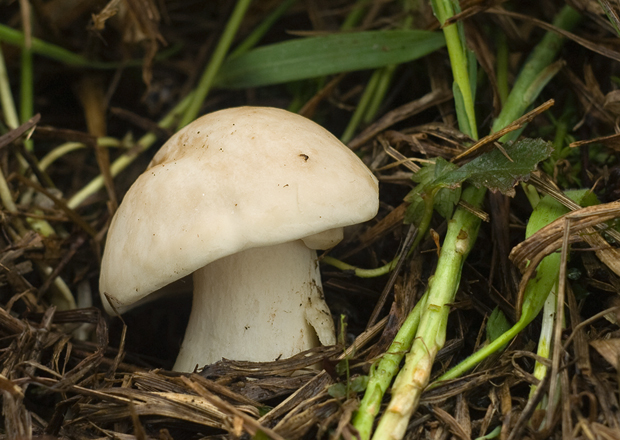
[[99, 107, 379, 372]]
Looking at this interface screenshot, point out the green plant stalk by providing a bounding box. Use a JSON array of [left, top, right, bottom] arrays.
[[353, 290, 428, 440], [0, 24, 181, 69], [491, 5, 581, 135], [435, 251, 560, 383], [67, 92, 194, 209], [360, 3, 415, 124], [341, 0, 371, 30], [0, 24, 119, 69], [229, 0, 298, 58], [431, 0, 477, 139], [351, 192, 437, 438], [0, 25, 75, 308], [18, 31, 55, 232], [20, 46, 33, 137], [529, 284, 556, 402], [477, 426, 501, 440], [177, 0, 252, 129], [341, 7, 414, 143], [552, 116, 569, 152], [39, 138, 121, 171], [341, 70, 381, 144], [598, 1, 620, 37], [521, 182, 541, 210], [435, 189, 594, 383], [321, 255, 396, 278], [0, 45, 19, 129], [365, 7, 581, 438], [364, 64, 398, 124], [529, 111, 569, 399], [442, 24, 477, 139], [19, 0, 33, 127], [371, 185, 485, 440], [323, 187, 436, 277], [344, 3, 481, 431]]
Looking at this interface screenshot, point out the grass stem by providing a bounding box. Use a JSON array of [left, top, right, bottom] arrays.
[[177, 0, 252, 128]]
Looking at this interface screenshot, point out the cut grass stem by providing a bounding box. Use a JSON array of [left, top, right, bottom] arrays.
[[352, 290, 428, 440], [353, 6, 582, 439], [371, 184, 485, 440], [434, 190, 592, 384]]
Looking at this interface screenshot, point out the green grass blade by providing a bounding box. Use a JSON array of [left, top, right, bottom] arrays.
[[371, 184, 486, 440], [229, 0, 298, 58], [492, 6, 581, 137], [353, 290, 428, 440], [178, 0, 253, 128], [430, 0, 478, 139], [215, 30, 445, 88], [0, 45, 19, 129], [0, 24, 115, 68], [0, 24, 181, 70]]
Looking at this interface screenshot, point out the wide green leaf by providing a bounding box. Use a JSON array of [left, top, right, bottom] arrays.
[[215, 30, 445, 88], [404, 158, 461, 225], [434, 138, 554, 195]]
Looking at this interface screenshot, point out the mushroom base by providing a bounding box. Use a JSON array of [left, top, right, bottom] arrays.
[[173, 240, 337, 372]]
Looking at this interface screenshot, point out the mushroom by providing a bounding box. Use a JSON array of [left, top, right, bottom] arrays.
[[99, 106, 379, 372]]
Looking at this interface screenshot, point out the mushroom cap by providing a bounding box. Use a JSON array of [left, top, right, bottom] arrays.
[[99, 106, 379, 311]]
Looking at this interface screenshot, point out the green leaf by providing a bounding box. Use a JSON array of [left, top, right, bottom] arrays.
[[433, 158, 462, 219], [404, 158, 460, 225], [327, 383, 348, 399], [452, 82, 473, 147], [215, 30, 446, 88], [327, 376, 368, 399], [350, 375, 370, 393], [434, 138, 554, 194], [521, 189, 598, 321], [486, 307, 510, 343], [253, 430, 271, 440]]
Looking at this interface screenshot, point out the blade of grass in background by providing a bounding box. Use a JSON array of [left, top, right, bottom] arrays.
[[340, 0, 416, 144], [0, 45, 19, 129], [177, 0, 253, 128], [228, 0, 298, 58], [215, 30, 445, 89], [430, 0, 477, 139], [0, 24, 184, 69], [0, 24, 117, 68]]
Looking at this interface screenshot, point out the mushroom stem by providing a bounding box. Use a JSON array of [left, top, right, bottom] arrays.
[[173, 240, 337, 372]]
